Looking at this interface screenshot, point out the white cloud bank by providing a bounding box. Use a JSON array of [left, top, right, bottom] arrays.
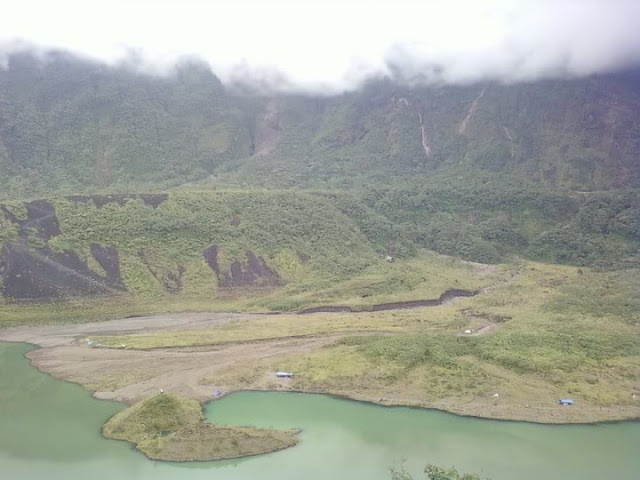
[[1, 0, 639, 92]]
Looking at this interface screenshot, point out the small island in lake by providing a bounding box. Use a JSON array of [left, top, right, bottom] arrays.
[[102, 393, 298, 461]]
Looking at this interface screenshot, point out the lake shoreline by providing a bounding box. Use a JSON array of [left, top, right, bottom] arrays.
[[101, 392, 300, 462], [205, 388, 640, 427], [3, 339, 639, 480], [3, 338, 638, 426], [0, 294, 638, 427]]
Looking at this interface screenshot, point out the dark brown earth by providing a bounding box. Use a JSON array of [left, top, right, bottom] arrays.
[[0, 197, 130, 299], [1, 199, 60, 240], [90, 244, 124, 287], [0, 243, 125, 299], [298, 289, 478, 314], [0, 195, 283, 299], [203, 245, 281, 288]]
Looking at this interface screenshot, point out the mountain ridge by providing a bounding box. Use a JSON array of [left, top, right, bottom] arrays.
[[1, 50, 639, 198], [0, 49, 639, 304]]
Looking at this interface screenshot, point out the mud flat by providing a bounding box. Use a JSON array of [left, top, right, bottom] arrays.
[[1, 307, 638, 424]]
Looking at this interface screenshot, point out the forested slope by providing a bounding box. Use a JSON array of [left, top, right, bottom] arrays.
[[1, 50, 639, 197], [0, 49, 639, 305]]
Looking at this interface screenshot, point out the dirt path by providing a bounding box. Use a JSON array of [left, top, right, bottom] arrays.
[[457, 319, 499, 337], [454, 262, 523, 337], [0, 311, 344, 404], [26, 334, 339, 404], [0, 312, 260, 347]]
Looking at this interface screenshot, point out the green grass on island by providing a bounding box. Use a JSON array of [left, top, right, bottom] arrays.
[[102, 393, 298, 461]]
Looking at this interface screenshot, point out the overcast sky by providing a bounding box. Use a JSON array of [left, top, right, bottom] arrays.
[[2, 0, 639, 92]]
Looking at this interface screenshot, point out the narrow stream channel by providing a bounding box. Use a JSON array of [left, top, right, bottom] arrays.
[[1, 342, 638, 480]]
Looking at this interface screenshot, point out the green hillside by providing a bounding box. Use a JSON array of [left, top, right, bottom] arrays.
[[1, 50, 639, 313], [1, 50, 639, 198], [0, 191, 409, 302], [1, 49, 639, 431], [1, 186, 638, 312]]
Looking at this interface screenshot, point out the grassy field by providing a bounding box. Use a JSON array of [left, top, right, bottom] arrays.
[[82, 260, 640, 422], [3, 255, 638, 422], [271, 262, 640, 417], [0, 251, 504, 329], [244, 251, 507, 312], [102, 393, 298, 461]]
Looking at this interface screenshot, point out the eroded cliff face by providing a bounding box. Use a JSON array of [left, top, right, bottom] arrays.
[[203, 245, 281, 289], [0, 192, 383, 301], [0, 198, 132, 299]]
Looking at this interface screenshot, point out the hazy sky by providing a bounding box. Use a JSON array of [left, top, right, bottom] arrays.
[[2, 0, 639, 92]]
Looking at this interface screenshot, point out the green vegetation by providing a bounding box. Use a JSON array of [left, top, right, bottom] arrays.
[[1, 50, 639, 195], [102, 393, 297, 461], [1, 49, 639, 427], [245, 251, 503, 312], [2, 68, 640, 304], [82, 260, 640, 422], [0, 210, 19, 244], [0, 250, 498, 329], [390, 462, 488, 480], [267, 262, 640, 421], [2, 183, 638, 316], [51, 190, 386, 280]]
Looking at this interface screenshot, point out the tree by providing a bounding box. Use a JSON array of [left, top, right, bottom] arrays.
[[389, 462, 488, 480]]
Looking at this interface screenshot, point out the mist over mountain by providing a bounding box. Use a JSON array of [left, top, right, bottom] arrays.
[[0, 47, 639, 304], [1, 48, 639, 199], [3, 1, 640, 93]]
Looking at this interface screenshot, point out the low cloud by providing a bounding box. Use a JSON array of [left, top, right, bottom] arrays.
[[1, 0, 639, 93]]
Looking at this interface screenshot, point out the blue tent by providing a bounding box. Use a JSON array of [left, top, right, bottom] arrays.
[[557, 398, 574, 405]]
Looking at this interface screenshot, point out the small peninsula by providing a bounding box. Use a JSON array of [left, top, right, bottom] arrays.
[[102, 393, 298, 461]]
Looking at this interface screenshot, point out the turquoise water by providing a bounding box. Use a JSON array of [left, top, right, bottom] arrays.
[[1, 342, 638, 479]]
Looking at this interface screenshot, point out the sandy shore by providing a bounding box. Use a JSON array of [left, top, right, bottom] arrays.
[[2, 311, 639, 424]]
